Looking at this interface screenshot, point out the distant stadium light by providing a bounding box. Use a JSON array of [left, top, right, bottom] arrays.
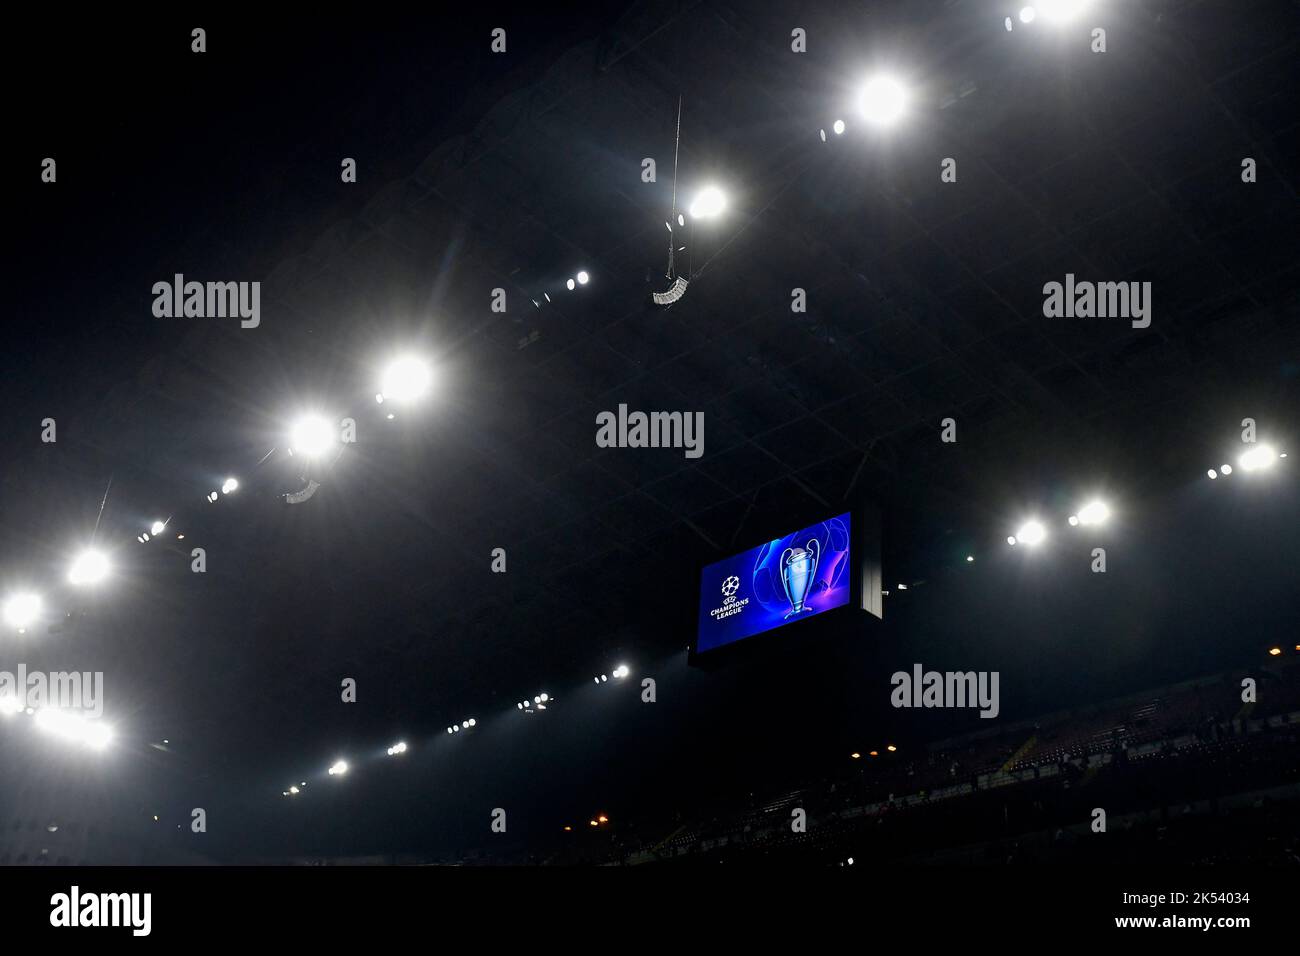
[[856, 75, 908, 127], [289, 786, 300, 795], [966, 555, 975, 562], [832, 119, 845, 135], [379, 356, 433, 405], [598, 815, 608, 823], [68, 549, 109, 586], [288, 415, 336, 458], [688, 186, 726, 220], [1075, 500, 1110, 526], [1207, 469, 1217, 479], [34, 709, 112, 751], [1268, 647, 1282, 656], [1220, 464, 1232, 475], [1238, 444, 1277, 472], [886, 744, 897, 752], [850, 752, 860, 760], [0, 696, 23, 716], [1019, 6, 1036, 23], [387, 741, 408, 756], [576, 271, 590, 285], [612, 665, 630, 680], [1014, 520, 1046, 546], [3, 592, 42, 631], [150, 520, 166, 535], [1007, 536, 1018, 546], [539, 693, 549, 703], [327, 760, 349, 776], [221, 478, 239, 494], [566, 278, 576, 291], [1038, 0, 1090, 22]]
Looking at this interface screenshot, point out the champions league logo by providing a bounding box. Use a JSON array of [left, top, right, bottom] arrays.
[[710, 575, 749, 621]]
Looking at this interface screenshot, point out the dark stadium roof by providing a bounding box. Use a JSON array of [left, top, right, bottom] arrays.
[[3, 1, 1297, 859]]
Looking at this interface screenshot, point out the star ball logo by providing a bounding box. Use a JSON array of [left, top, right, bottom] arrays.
[[711, 574, 748, 622]]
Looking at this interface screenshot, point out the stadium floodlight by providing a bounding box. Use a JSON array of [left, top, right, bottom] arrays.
[[612, 665, 630, 680], [379, 356, 434, 405], [688, 186, 726, 220], [1019, 6, 1036, 23], [886, 744, 897, 753], [1268, 647, 1282, 657], [1007, 536, 1018, 546], [1207, 469, 1217, 479], [566, 278, 576, 291], [856, 75, 908, 127], [68, 549, 109, 586], [0, 695, 23, 716], [1037, 0, 1090, 22], [1220, 464, 1232, 475], [1014, 520, 1047, 547], [832, 119, 846, 135], [327, 760, 349, 776], [4, 592, 43, 631], [851, 752, 861, 760], [289, 415, 336, 458], [447, 726, 455, 733], [150, 520, 166, 535], [289, 786, 300, 794], [539, 693, 549, 703], [1238, 444, 1277, 472], [34, 709, 113, 751], [221, 478, 239, 494], [966, 555, 975, 563], [387, 741, 407, 756], [576, 271, 590, 285], [1074, 500, 1110, 527]]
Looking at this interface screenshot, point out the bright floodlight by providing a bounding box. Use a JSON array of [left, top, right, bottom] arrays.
[[327, 760, 349, 776], [289, 415, 336, 457], [0, 695, 22, 716], [612, 664, 630, 679], [1019, 6, 1036, 23], [688, 186, 726, 220], [1038, 0, 1089, 22], [857, 75, 908, 127], [4, 592, 42, 630], [1076, 500, 1110, 526], [577, 271, 590, 285], [379, 356, 433, 405], [68, 549, 109, 586], [1207, 469, 1217, 479], [221, 478, 239, 494], [566, 278, 576, 291], [1220, 464, 1232, 475], [1015, 520, 1047, 546], [1238, 444, 1277, 472], [832, 119, 846, 135], [34, 709, 113, 751], [150, 520, 166, 535]]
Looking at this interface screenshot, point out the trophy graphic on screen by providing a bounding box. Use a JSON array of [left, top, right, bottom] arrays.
[[779, 539, 820, 618]]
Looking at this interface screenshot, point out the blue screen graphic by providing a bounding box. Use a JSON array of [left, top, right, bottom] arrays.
[[696, 513, 851, 653]]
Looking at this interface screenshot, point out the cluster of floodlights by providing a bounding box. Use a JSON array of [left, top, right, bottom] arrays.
[[0, 696, 113, 751], [446, 719, 477, 734], [518, 694, 551, 712], [1207, 444, 1285, 480], [593, 664, 631, 684], [1007, 499, 1111, 548], [850, 745, 899, 760], [1006, 1, 1093, 30], [386, 741, 408, 756]]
